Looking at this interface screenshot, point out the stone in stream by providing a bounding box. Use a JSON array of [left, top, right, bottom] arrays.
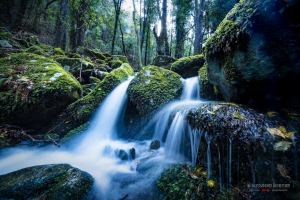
[[0, 164, 94, 200], [118, 149, 129, 160], [130, 148, 136, 159], [149, 140, 160, 150]]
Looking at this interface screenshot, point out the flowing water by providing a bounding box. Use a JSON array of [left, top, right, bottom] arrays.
[[0, 76, 207, 199]]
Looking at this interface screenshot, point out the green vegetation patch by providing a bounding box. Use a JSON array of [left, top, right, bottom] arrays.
[[72, 46, 106, 60], [109, 60, 123, 69], [127, 65, 183, 115], [105, 55, 128, 64], [170, 54, 205, 74], [61, 122, 91, 142], [68, 53, 81, 58], [53, 48, 65, 56]]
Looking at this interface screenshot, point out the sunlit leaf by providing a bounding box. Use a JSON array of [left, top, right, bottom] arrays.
[[197, 167, 202, 172], [278, 126, 287, 134], [234, 111, 244, 119], [207, 180, 216, 188], [273, 141, 292, 151], [221, 102, 239, 107], [206, 110, 215, 114], [189, 172, 200, 179], [212, 105, 222, 111], [267, 127, 285, 138], [65, 121, 71, 124]]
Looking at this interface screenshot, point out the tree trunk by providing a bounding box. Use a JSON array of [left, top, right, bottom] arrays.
[[11, 0, 30, 31], [111, 0, 123, 55], [144, 23, 150, 65], [119, 20, 127, 56], [55, 0, 69, 51], [76, 0, 89, 48], [132, 0, 143, 70], [194, 0, 204, 55]]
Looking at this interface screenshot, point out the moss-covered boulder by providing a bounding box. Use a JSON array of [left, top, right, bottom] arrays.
[[127, 65, 183, 115], [97, 71, 108, 80], [170, 54, 205, 78], [0, 53, 82, 130], [105, 55, 129, 64], [0, 164, 93, 200], [26, 35, 39, 44], [95, 59, 105, 64], [205, 0, 300, 109], [68, 52, 81, 58], [151, 55, 177, 69], [109, 60, 123, 69], [25, 45, 44, 55], [198, 66, 222, 100], [67, 63, 134, 124], [53, 48, 65, 56], [72, 46, 106, 60], [54, 57, 94, 81]]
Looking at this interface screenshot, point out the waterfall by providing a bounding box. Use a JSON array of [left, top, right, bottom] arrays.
[[205, 132, 212, 180], [216, 143, 222, 192], [181, 77, 200, 100]]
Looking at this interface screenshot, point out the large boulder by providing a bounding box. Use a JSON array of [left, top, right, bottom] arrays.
[[54, 57, 94, 81], [127, 65, 183, 115], [205, 0, 300, 109], [105, 55, 129, 64], [0, 164, 93, 200], [72, 46, 106, 60], [150, 55, 177, 69], [170, 54, 205, 78], [0, 53, 82, 130]]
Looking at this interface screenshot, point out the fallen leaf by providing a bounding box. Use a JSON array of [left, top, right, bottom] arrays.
[[267, 127, 285, 138], [197, 167, 202, 172], [65, 121, 71, 124], [267, 111, 278, 117], [189, 172, 200, 179], [277, 164, 290, 179], [278, 126, 287, 134], [212, 105, 222, 111], [21, 76, 29, 79], [98, 88, 102, 90], [221, 103, 239, 107], [234, 111, 244, 119], [273, 141, 292, 151], [206, 109, 215, 115], [207, 180, 216, 188], [201, 105, 207, 109]]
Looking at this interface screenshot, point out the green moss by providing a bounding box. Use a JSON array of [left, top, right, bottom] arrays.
[[89, 76, 101, 84], [68, 53, 81, 58], [0, 53, 82, 125], [102, 53, 111, 57], [105, 55, 128, 64], [53, 48, 65, 56], [198, 66, 216, 100], [170, 54, 205, 73], [72, 46, 106, 60], [127, 65, 183, 115], [67, 63, 134, 123], [109, 60, 123, 69], [150, 55, 177, 68], [25, 45, 44, 55], [213, 85, 218, 95], [44, 134, 58, 139], [95, 59, 105, 64], [84, 57, 91, 62], [61, 122, 91, 142]]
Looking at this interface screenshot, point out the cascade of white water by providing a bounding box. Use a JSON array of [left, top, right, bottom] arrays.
[[205, 132, 212, 179], [181, 77, 200, 100], [216, 143, 222, 192]]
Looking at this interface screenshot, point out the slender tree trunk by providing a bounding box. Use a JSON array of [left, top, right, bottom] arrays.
[[77, 0, 89, 47], [111, 0, 123, 55], [55, 0, 69, 51], [194, 0, 204, 55], [144, 23, 150, 65], [11, 0, 30, 31], [132, 1, 143, 70], [119, 20, 127, 56]]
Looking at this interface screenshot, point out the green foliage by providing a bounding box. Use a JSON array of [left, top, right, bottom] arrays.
[[61, 122, 91, 142], [53, 48, 65, 56], [84, 57, 92, 62], [108, 60, 123, 69], [68, 53, 81, 58], [127, 65, 183, 115]]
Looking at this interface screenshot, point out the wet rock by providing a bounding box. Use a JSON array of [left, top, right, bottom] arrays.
[[0, 53, 82, 130], [72, 46, 106, 60], [0, 40, 12, 48], [105, 55, 129, 64], [170, 54, 205, 78], [0, 164, 93, 200], [205, 0, 300, 109], [127, 65, 183, 115], [150, 55, 177, 69], [130, 148, 136, 159], [118, 149, 129, 160], [149, 140, 160, 150], [97, 71, 108, 80]]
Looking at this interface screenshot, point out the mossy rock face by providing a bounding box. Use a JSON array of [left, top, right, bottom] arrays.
[[95, 59, 105, 64], [105, 55, 129, 64], [72, 46, 106, 60], [187, 102, 300, 195], [54, 57, 94, 80], [25, 45, 44, 55], [0, 53, 82, 130], [198, 66, 222, 100], [205, 0, 300, 109], [170, 54, 205, 78], [68, 53, 81, 58], [26, 35, 39, 44], [151, 55, 177, 69], [84, 57, 91, 62], [82, 83, 98, 96], [127, 65, 183, 115], [61, 122, 91, 143], [109, 60, 123, 69], [102, 52, 111, 57], [97, 71, 108, 80], [67, 63, 134, 124], [53, 48, 65, 56], [0, 30, 23, 49], [0, 164, 94, 200]]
